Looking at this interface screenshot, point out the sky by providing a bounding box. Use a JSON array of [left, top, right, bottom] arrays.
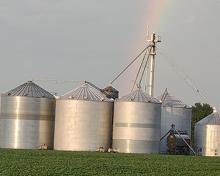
[[0, 0, 220, 107]]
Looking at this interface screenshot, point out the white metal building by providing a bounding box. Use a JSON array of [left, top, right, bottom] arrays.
[[195, 111, 220, 156]]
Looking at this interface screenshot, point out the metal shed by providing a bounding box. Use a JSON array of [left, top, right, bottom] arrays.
[[195, 111, 220, 156]]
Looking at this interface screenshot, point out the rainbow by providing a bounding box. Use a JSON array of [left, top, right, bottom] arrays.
[[144, 0, 169, 30], [133, 0, 170, 51], [117, 0, 171, 95]]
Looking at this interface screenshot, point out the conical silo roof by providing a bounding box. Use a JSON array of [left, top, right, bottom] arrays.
[[159, 89, 189, 108], [196, 112, 220, 126], [4, 81, 54, 99], [118, 89, 160, 103], [61, 82, 111, 102]]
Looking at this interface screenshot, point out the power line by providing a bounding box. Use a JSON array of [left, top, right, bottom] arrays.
[[158, 51, 210, 104]]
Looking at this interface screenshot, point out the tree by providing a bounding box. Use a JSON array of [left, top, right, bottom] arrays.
[[191, 103, 213, 144]]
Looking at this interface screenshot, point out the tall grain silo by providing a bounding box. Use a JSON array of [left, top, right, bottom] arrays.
[[194, 111, 220, 156], [54, 82, 113, 151], [0, 81, 55, 149], [159, 89, 192, 153], [112, 89, 161, 153]]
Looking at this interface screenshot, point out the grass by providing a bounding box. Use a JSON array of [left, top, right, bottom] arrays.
[[0, 149, 220, 176]]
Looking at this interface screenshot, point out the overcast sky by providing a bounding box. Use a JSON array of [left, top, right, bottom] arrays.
[[0, 0, 220, 107]]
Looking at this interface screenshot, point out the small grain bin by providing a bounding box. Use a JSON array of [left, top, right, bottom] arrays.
[[0, 81, 55, 149], [159, 89, 192, 153], [112, 89, 161, 153], [54, 82, 113, 151]]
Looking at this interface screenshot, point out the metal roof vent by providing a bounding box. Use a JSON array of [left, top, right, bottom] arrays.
[[4, 81, 54, 99], [61, 82, 112, 102], [118, 89, 160, 103]]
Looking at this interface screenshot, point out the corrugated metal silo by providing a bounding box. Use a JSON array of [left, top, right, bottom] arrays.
[[54, 82, 113, 151], [112, 89, 161, 153], [0, 81, 55, 149], [159, 89, 192, 153], [195, 111, 220, 156]]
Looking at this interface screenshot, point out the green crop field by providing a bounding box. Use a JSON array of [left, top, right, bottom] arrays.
[[0, 149, 220, 176]]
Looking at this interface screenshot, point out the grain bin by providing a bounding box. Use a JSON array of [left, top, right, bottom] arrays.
[[159, 89, 192, 153], [112, 89, 161, 153], [54, 82, 113, 151], [0, 81, 55, 149], [195, 111, 220, 156]]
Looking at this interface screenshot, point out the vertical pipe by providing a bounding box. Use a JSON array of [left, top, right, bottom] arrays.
[[147, 33, 156, 97], [148, 54, 155, 97]]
